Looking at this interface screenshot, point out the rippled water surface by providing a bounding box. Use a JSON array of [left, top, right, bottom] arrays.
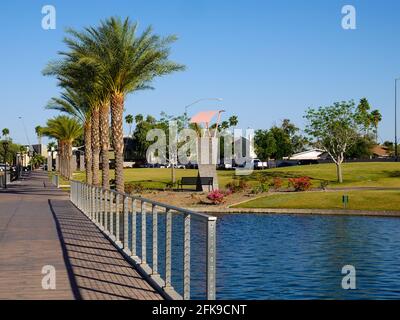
[[212, 214, 400, 299]]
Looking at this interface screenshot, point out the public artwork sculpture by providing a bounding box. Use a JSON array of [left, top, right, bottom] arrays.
[[190, 110, 225, 191]]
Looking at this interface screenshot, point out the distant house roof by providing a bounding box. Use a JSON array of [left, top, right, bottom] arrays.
[[285, 149, 328, 160], [371, 145, 390, 158]]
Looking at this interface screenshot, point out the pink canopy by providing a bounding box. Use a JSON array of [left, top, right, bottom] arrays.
[[190, 111, 219, 124]]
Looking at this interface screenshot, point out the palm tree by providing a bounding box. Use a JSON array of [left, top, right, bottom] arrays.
[[64, 17, 185, 192], [44, 58, 109, 187], [2, 128, 10, 139], [44, 57, 111, 189], [41, 115, 82, 180], [35, 126, 43, 145], [46, 89, 93, 183], [135, 114, 144, 125], [125, 114, 134, 136], [370, 110, 382, 143]]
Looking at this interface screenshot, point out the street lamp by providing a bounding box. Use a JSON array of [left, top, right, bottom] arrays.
[[396, 78, 400, 161], [2, 140, 9, 189], [184, 98, 223, 127]]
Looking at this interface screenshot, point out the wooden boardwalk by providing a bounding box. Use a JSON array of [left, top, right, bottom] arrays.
[[0, 171, 163, 300]]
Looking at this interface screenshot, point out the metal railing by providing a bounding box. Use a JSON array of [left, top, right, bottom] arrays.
[[69, 180, 217, 300]]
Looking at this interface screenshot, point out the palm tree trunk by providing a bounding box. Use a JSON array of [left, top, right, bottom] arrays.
[[84, 121, 93, 185], [100, 101, 110, 190], [111, 93, 125, 193], [91, 107, 100, 186], [67, 142, 72, 180]]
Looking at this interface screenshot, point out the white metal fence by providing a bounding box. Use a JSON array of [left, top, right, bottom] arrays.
[[70, 180, 217, 300]]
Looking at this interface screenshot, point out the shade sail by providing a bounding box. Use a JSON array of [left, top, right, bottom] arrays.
[[190, 111, 219, 124]]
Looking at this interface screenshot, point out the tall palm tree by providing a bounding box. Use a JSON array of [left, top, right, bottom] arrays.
[[41, 115, 82, 180], [44, 60, 109, 187], [64, 17, 185, 192], [35, 126, 43, 145], [46, 89, 93, 184], [370, 109, 382, 143], [125, 114, 134, 136]]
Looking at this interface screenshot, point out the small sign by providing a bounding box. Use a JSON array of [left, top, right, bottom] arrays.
[[342, 195, 349, 208]]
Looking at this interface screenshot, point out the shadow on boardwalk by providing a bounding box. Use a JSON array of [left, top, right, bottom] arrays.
[[48, 199, 163, 300]]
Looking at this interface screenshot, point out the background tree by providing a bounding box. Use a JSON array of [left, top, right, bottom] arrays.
[[345, 134, 374, 159], [370, 109, 382, 143], [46, 89, 94, 185], [304, 100, 362, 183], [2, 128, 10, 139], [125, 114, 134, 136], [254, 130, 277, 161], [42, 116, 83, 179], [356, 98, 371, 134], [30, 154, 46, 169], [254, 119, 306, 161], [35, 126, 43, 145], [0, 139, 21, 164]]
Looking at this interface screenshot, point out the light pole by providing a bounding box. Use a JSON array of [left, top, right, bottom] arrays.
[[184, 98, 223, 127], [2, 140, 9, 189], [396, 78, 400, 161]]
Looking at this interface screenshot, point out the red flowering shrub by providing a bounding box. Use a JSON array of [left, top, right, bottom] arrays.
[[271, 177, 283, 190], [207, 190, 226, 204], [288, 177, 311, 191]]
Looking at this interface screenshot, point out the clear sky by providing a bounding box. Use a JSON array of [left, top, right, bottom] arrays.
[[1, 0, 400, 145]]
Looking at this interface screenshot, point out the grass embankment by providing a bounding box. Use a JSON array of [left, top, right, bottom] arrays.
[[234, 190, 400, 211], [55, 162, 400, 211], [71, 162, 400, 189]]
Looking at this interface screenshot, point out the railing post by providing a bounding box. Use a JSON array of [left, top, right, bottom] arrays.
[[123, 196, 129, 250], [164, 208, 172, 289], [97, 187, 101, 224], [115, 193, 121, 245], [141, 201, 147, 265], [183, 214, 191, 300], [91, 186, 95, 221], [131, 199, 137, 257], [85, 184, 88, 215], [206, 217, 217, 300], [110, 192, 114, 237], [152, 204, 158, 275], [103, 189, 108, 231]]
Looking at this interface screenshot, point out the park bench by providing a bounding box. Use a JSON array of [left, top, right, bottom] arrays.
[[178, 176, 214, 191]]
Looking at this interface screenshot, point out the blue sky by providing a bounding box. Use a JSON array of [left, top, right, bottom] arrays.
[[1, 0, 400, 145]]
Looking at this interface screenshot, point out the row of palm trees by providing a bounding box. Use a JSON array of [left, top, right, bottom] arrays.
[[42, 17, 184, 192]]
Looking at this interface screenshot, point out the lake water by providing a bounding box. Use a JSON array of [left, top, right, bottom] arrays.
[[212, 214, 400, 299], [131, 213, 400, 300]]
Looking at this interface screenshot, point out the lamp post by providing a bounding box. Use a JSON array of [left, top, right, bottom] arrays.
[[396, 78, 400, 161], [184, 98, 223, 127], [2, 140, 9, 189], [50, 147, 55, 171]]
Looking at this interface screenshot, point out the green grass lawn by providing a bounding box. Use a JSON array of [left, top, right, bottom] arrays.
[[70, 162, 400, 190], [233, 190, 400, 211], [60, 162, 400, 211]]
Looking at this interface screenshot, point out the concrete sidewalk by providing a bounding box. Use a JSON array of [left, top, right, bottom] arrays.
[[0, 171, 74, 299], [0, 171, 163, 300]]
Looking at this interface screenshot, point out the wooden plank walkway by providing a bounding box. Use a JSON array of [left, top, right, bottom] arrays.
[[0, 171, 163, 300]]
